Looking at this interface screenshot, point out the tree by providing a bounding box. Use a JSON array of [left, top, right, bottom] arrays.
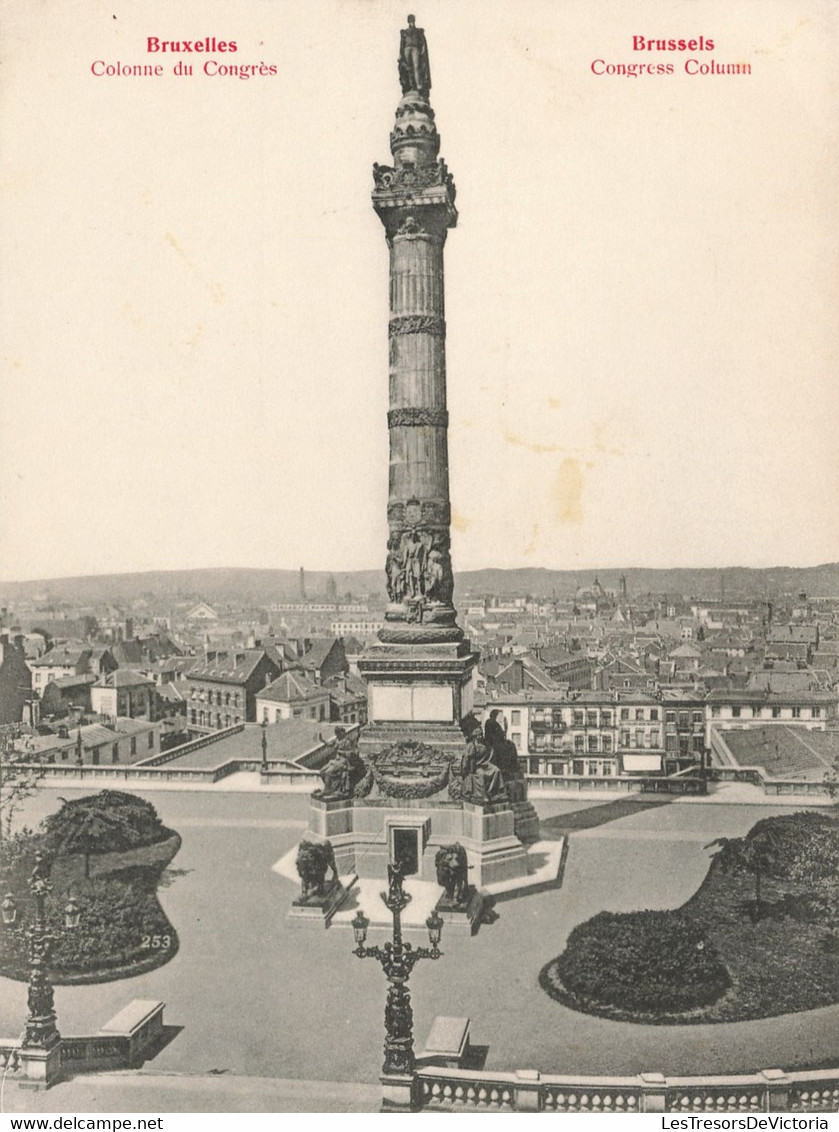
[[43, 791, 166, 877], [0, 737, 45, 844], [706, 826, 784, 919]]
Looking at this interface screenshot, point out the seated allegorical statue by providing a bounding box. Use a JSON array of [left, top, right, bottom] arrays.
[[460, 726, 507, 804], [484, 708, 523, 782], [317, 727, 369, 799]]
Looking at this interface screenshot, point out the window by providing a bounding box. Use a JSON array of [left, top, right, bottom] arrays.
[[635, 709, 644, 721], [792, 707, 801, 719], [573, 760, 584, 776], [752, 706, 761, 718], [732, 706, 741, 718], [621, 730, 630, 747], [601, 711, 612, 726], [666, 734, 678, 752], [692, 711, 703, 725], [511, 732, 521, 749], [573, 710, 584, 726], [666, 711, 676, 725], [812, 707, 821, 718], [650, 709, 659, 722], [550, 761, 562, 776], [112, 743, 119, 763], [602, 734, 612, 753], [529, 758, 540, 775], [620, 708, 629, 721], [511, 710, 521, 726], [310, 707, 317, 720], [711, 706, 720, 718], [148, 731, 154, 748], [771, 706, 781, 718], [588, 734, 598, 752], [130, 737, 137, 756], [635, 729, 644, 748], [190, 709, 196, 725], [679, 712, 689, 727], [649, 730, 660, 747], [586, 712, 597, 728], [574, 734, 584, 751]]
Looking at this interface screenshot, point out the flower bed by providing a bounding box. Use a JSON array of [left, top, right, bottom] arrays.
[[540, 811, 839, 1023], [0, 792, 180, 985]]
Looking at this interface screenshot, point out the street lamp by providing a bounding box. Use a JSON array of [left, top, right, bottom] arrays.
[[260, 717, 269, 774], [351, 863, 443, 1080], [1, 853, 80, 1051]]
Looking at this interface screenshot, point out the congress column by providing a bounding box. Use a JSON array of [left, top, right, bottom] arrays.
[[360, 16, 477, 754]]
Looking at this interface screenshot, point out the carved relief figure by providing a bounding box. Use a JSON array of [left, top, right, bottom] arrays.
[[398, 15, 431, 98], [387, 527, 454, 616]]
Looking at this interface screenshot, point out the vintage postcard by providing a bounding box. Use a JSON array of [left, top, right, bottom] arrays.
[[0, 0, 837, 1121]]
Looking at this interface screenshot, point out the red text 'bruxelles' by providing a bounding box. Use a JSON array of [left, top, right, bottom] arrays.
[[147, 37, 237, 53]]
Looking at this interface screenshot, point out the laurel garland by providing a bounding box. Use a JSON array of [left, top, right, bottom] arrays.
[[370, 762, 451, 799]]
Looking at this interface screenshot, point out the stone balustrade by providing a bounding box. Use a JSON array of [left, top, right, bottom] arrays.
[[415, 1066, 839, 1113]]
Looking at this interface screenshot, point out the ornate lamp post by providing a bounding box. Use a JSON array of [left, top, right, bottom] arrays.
[[260, 717, 269, 775], [351, 864, 443, 1106], [1, 853, 80, 1062]]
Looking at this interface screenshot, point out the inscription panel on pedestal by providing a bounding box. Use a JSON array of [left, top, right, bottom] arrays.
[[370, 683, 454, 723]]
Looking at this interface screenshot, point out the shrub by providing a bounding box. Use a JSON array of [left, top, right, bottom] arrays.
[[548, 909, 730, 1014], [747, 812, 839, 883], [42, 791, 169, 859]]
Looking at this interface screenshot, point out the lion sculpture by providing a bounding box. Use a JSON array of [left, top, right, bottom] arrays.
[[295, 839, 338, 900], [435, 843, 470, 906]]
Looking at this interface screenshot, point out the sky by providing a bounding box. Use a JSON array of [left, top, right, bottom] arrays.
[[1, 0, 837, 582]]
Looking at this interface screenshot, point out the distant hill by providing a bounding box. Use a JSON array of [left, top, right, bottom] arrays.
[[1, 563, 838, 610]]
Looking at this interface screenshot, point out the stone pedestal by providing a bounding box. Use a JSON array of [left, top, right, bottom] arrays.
[[358, 638, 478, 761], [305, 794, 531, 890], [380, 1071, 416, 1111], [16, 1043, 62, 1090], [287, 880, 350, 929], [436, 887, 484, 935]]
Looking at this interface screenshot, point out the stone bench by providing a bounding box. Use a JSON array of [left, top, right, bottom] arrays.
[[99, 999, 165, 1065], [418, 1015, 471, 1068]]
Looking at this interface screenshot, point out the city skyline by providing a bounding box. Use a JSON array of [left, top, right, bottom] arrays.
[[1, 0, 836, 583]]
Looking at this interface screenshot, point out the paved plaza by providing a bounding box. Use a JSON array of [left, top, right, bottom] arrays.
[[2, 785, 837, 1111]]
